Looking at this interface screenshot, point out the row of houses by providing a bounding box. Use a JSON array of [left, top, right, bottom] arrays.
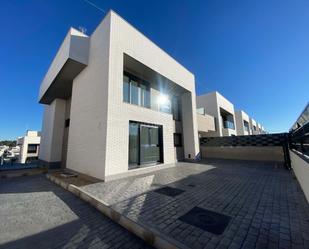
[[37, 11, 266, 181], [196, 91, 266, 138]]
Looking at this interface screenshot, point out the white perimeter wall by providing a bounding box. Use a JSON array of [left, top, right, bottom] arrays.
[[290, 150, 309, 203]]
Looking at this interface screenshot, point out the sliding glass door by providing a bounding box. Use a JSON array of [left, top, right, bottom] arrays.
[[129, 121, 162, 169]]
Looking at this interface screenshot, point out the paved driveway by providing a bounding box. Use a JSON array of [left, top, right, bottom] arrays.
[[75, 160, 309, 249], [0, 175, 152, 249]]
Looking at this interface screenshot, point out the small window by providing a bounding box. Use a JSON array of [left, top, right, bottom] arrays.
[[65, 119, 70, 128], [123, 75, 130, 103], [27, 144, 38, 153], [174, 133, 182, 147]]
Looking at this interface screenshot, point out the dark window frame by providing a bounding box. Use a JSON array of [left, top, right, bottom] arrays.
[[27, 144, 38, 154], [65, 118, 70, 128], [174, 133, 182, 147]]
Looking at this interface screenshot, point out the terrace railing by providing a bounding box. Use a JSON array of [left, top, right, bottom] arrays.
[[289, 103, 309, 160]]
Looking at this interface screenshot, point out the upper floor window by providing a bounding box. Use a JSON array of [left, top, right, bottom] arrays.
[[196, 107, 205, 115], [123, 72, 150, 108], [27, 144, 38, 153]]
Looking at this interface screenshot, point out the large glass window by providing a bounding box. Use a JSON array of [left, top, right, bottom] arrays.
[[172, 97, 181, 120], [129, 123, 139, 165], [123, 75, 130, 103], [123, 72, 150, 108], [130, 80, 139, 105], [140, 84, 150, 108], [158, 94, 172, 114], [129, 121, 163, 169]]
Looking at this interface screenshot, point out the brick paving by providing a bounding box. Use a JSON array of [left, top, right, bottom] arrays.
[[0, 175, 152, 249], [80, 160, 309, 249]]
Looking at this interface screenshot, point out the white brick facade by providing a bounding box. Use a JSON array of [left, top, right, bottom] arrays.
[[39, 11, 199, 180]]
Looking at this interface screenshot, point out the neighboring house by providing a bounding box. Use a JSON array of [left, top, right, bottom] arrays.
[[196, 91, 237, 137], [38, 11, 199, 181], [235, 110, 251, 135], [249, 118, 259, 135], [17, 131, 41, 163], [257, 123, 262, 134]]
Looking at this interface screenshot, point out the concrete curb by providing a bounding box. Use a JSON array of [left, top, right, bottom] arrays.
[[46, 174, 190, 249]]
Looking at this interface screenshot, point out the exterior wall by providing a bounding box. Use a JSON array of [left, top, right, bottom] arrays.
[[39, 99, 66, 165], [235, 110, 250, 136], [65, 15, 111, 180], [197, 113, 216, 133], [201, 146, 284, 162], [19, 131, 41, 163], [197, 93, 220, 136], [39, 28, 89, 101], [290, 150, 309, 203], [103, 11, 199, 178]]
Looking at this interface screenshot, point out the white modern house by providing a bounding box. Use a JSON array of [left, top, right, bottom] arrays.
[[235, 110, 251, 135], [249, 118, 259, 135], [38, 11, 199, 181], [16, 131, 41, 163], [196, 108, 216, 137], [196, 91, 237, 137]]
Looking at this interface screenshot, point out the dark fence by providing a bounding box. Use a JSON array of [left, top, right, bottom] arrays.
[[200, 133, 288, 147], [289, 103, 309, 159], [200, 133, 291, 169]]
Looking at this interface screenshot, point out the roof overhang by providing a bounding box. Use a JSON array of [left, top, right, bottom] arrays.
[[39, 28, 89, 104]]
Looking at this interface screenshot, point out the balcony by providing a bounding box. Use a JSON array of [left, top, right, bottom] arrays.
[[197, 113, 216, 133], [223, 120, 235, 130]]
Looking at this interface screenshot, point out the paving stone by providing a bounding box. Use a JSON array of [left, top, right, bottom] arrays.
[[0, 175, 152, 249]]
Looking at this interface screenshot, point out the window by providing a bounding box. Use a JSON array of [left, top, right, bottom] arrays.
[[129, 121, 163, 168], [244, 121, 249, 132], [123, 75, 130, 103], [172, 97, 181, 121], [123, 72, 150, 108], [65, 118, 70, 128], [27, 144, 38, 153], [196, 107, 205, 115], [159, 97, 172, 114], [174, 133, 182, 147], [140, 84, 150, 108]]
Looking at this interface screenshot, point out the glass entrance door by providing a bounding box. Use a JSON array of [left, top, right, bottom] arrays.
[[129, 121, 162, 169], [140, 125, 160, 164]]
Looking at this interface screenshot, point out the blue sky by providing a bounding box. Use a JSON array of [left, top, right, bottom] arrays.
[[0, 0, 308, 140]]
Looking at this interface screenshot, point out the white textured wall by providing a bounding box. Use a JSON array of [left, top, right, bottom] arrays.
[[19, 133, 41, 163], [39, 99, 66, 163], [235, 111, 250, 135], [197, 113, 216, 133], [65, 15, 111, 180], [290, 150, 309, 203], [197, 93, 220, 136]]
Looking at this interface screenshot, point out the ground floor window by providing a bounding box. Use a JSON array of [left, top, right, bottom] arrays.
[[129, 121, 163, 169]]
